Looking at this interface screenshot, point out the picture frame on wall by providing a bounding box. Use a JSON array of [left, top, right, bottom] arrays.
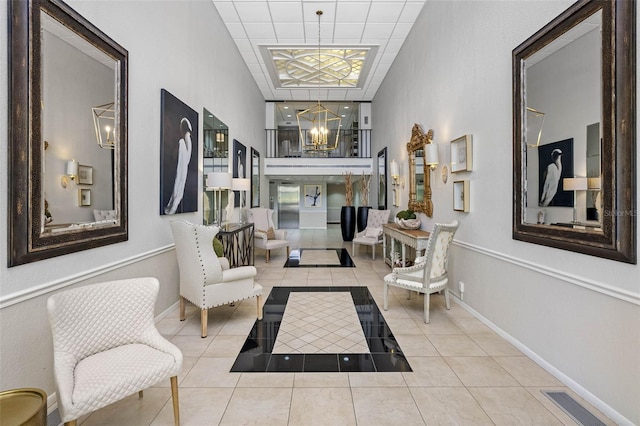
[[233, 139, 247, 207], [453, 180, 469, 212], [304, 185, 322, 207], [78, 189, 92, 207], [78, 165, 93, 185], [160, 89, 199, 215], [450, 134, 473, 173]]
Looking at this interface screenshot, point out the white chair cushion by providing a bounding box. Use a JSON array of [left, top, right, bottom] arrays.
[[73, 343, 178, 412], [364, 226, 382, 238]]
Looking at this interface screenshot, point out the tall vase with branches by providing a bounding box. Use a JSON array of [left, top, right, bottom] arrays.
[[341, 172, 356, 241], [357, 173, 372, 232]]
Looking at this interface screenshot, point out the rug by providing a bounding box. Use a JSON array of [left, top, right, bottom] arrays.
[[284, 248, 355, 268]]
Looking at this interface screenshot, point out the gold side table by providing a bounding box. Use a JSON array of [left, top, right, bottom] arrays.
[[0, 388, 47, 426]]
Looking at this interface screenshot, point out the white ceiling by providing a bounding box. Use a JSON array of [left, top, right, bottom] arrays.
[[212, 0, 427, 101]]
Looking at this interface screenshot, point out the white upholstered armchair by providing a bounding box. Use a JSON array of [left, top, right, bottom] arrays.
[[247, 208, 290, 262], [47, 277, 182, 426], [383, 220, 459, 323], [170, 220, 263, 337], [352, 209, 390, 260]]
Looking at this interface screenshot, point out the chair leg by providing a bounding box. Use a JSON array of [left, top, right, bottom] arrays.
[[383, 282, 389, 310], [179, 296, 185, 321], [266, 250, 270, 263], [286, 247, 290, 258], [352, 241, 355, 256], [424, 292, 430, 323], [64, 421, 77, 426], [257, 294, 263, 320], [444, 288, 451, 310], [200, 308, 208, 338], [407, 289, 411, 300], [372, 245, 375, 260], [170, 376, 180, 426], [138, 390, 143, 398]]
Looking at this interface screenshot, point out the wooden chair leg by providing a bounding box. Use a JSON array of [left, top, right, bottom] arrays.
[[257, 294, 263, 320], [286, 247, 290, 258], [170, 376, 180, 426], [372, 245, 376, 260], [64, 421, 78, 426], [138, 390, 143, 398], [424, 292, 430, 323], [444, 288, 451, 310], [200, 308, 208, 338], [179, 296, 185, 321], [266, 250, 270, 263]]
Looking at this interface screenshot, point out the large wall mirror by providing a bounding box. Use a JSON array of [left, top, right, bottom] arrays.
[[203, 110, 229, 225], [9, 0, 128, 266], [513, 0, 636, 263], [250, 148, 260, 208], [408, 124, 433, 217], [377, 147, 387, 210]]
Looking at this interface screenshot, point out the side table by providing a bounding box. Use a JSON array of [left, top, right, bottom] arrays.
[[0, 388, 47, 426]]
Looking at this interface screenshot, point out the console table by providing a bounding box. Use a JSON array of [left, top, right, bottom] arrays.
[[382, 223, 431, 267], [217, 223, 254, 267]]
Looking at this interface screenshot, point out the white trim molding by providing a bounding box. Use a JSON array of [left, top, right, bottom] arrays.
[[453, 240, 640, 306], [0, 245, 176, 309]]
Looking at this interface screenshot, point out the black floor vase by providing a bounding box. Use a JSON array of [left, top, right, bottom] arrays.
[[357, 206, 372, 232], [341, 206, 356, 241]]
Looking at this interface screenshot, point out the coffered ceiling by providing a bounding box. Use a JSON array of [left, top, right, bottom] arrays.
[[212, 0, 427, 101]]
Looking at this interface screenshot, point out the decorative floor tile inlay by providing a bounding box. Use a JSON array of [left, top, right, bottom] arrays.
[[284, 248, 355, 268], [231, 287, 412, 373], [273, 292, 369, 354]]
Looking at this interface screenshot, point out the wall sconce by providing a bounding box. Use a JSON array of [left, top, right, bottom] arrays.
[[61, 159, 78, 188], [563, 177, 588, 224], [425, 143, 439, 171], [390, 159, 404, 207]]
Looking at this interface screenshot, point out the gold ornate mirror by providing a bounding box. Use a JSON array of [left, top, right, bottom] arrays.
[[513, 0, 635, 263], [407, 124, 433, 217], [9, 0, 128, 266]]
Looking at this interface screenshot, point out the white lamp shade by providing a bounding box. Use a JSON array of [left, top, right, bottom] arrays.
[[390, 160, 399, 178], [425, 144, 439, 166], [232, 178, 251, 191], [66, 159, 78, 176], [563, 177, 588, 191], [206, 172, 231, 189]]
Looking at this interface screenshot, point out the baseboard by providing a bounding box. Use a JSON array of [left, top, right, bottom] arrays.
[[450, 294, 632, 426]]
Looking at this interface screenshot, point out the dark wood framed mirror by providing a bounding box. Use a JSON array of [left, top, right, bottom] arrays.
[[377, 147, 387, 210], [408, 124, 433, 217], [513, 0, 635, 263], [251, 148, 260, 208], [9, 0, 128, 266]]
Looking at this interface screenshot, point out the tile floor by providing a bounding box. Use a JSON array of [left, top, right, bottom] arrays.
[[77, 225, 614, 425]]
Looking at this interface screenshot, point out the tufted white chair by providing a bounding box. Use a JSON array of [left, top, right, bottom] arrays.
[[352, 209, 391, 260], [92, 209, 117, 221], [47, 277, 182, 426], [170, 220, 263, 337], [383, 220, 459, 323], [247, 208, 290, 262]]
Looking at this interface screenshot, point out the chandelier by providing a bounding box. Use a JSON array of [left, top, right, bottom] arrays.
[[297, 10, 342, 151]]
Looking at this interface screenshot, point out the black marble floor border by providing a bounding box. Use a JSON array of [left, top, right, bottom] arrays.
[[283, 248, 355, 268], [231, 286, 412, 373]]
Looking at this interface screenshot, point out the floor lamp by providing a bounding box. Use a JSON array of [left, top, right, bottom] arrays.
[[206, 172, 231, 225], [232, 178, 251, 224]]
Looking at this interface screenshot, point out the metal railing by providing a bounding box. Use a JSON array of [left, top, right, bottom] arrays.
[[265, 129, 371, 158]]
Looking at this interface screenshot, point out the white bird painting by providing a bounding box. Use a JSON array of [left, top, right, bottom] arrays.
[[539, 148, 563, 206]]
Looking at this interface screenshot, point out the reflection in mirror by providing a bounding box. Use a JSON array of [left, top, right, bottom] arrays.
[[203, 110, 229, 225], [377, 148, 387, 210], [251, 148, 260, 208], [407, 124, 433, 217], [513, 0, 636, 263], [9, 0, 128, 266]]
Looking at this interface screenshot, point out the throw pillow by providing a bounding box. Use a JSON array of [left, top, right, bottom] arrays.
[[364, 227, 381, 238], [212, 237, 224, 257], [266, 226, 276, 240]]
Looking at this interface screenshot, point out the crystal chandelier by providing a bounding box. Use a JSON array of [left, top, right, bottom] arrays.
[[297, 10, 342, 151]]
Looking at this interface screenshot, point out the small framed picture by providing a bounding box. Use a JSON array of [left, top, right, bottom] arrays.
[[453, 180, 470, 212], [78, 165, 93, 185], [451, 134, 472, 173], [78, 189, 92, 206], [304, 185, 322, 208]]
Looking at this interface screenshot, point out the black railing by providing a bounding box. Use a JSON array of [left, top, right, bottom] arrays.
[[265, 129, 371, 158]]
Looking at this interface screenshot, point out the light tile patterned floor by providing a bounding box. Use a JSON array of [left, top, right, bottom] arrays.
[[273, 292, 369, 354], [76, 225, 615, 426]]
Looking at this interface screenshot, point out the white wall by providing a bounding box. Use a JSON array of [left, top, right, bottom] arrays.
[[373, 1, 639, 424], [0, 0, 265, 405]]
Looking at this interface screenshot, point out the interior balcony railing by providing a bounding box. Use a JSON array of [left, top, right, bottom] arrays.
[[265, 128, 371, 158]]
